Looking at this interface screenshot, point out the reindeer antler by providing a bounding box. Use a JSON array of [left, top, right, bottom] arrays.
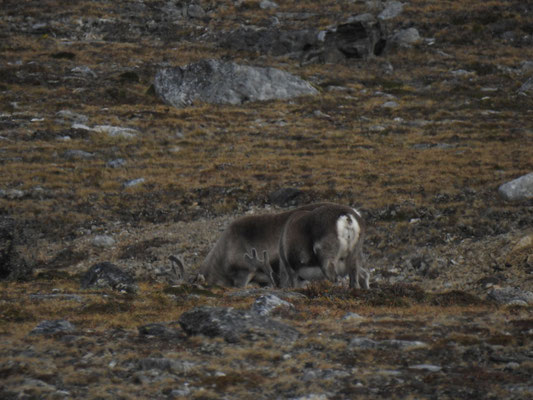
[[244, 248, 276, 287]]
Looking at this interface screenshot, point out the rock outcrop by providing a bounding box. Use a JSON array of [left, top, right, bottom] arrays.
[[80, 262, 138, 293], [178, 306, 300, 343], [154, 59, 318, 107]]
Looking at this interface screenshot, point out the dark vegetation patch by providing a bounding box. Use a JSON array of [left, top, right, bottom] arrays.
[[0, 303, 35, 323], [119, 237, 172, 260], [39, 247, 88, 269], [80, 299, 134, 315], [429, 290, 486, 307], [163, 284, 219, 298]]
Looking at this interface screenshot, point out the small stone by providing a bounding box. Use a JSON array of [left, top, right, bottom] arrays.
[[260, 0, 278, 9], [378, 1, 403, 20], [349, 337, 378, 349], [382, 101, 399, 108], [409, 364, 442, 372], [391, 28, 421, 47], [251, 294, 293, 316], [342, 312, 364, 321], [63, 149, 94, 160], [56, 110, 89, 124], [107, 158, 127, 168], [92, 235, 115, 248], [187, 4, 206, 19], [137, 357, 195, 374], [93, 125, 138, 139], [123, 178, 145, 188], [498, 172, 533, 201], [488, 286, 533, 305], [1, 189, 25, 199]]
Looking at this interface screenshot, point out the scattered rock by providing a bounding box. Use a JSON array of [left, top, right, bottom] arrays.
[[382, 100, 399, 108], [349, 337, 378, 349], [0, 217, 32, 280], [30, 319, 75, 335], [71, 65, 97, 78], [91, 234, 115, 248], [390, 28, 421, 47], [342, 312, 364, 321], [251, 294, 293, 316], [0, 189, 25, 199], [228, 288, 306, 300], [80, 262, 138, 293], [498, 172, 533, 201], [154, 59, 318, 108], [519, 61, 533, 76], [409, 364, 442, 372], [349, 337, 427, 350], [378, 1, 404, 20], [260, 0, 278, 9], [123, 177, 145, 188], [62, 149, 94, 160], [487, 287, 533, 306], [186, 4, 206, 19], [138, 322, 183, 338], [137, 357, 195, 374], [107, 158, 127, 168], [93, 125, 139, 139], [519, 77, 533, 95], [512, 234, 533, 253], [178, 306, 300, 343], [29, 294, 83, 302], [55, 110, 89, 124], [268, 187, 305, 207]]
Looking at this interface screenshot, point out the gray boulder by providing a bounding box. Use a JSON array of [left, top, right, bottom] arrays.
[[0, 217, 32, 280], [251, 294, 293, 316], [488, 287, 533, 306], [390, 28, 421, 47], [30, 320, 75, 335], [178, 306, 300, 343], [80, 262, 138, 293], [498, 172, 533, 201], [378, 1, 404, 20], [154, 59, 317, 108]]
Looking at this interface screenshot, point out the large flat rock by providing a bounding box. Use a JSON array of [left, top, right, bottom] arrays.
[[154, 59, 318, 107]]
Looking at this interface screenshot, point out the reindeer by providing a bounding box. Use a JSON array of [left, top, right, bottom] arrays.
[[200, 203, 370, 289], [199, 203, 331, 287], [279, 204, 369, 289]]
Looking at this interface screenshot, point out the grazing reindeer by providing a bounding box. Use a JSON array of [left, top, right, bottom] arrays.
[[200, 203, 370, 288], [279, 204, 369, 289], [200, 203, 332, 287]]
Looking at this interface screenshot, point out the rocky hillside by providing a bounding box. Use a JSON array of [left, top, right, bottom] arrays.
[[1, 0, 533, 399]]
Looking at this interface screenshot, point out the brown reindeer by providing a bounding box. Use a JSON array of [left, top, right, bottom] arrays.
[[200, 203, 369, 288], [279, 204, 369, 289]]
